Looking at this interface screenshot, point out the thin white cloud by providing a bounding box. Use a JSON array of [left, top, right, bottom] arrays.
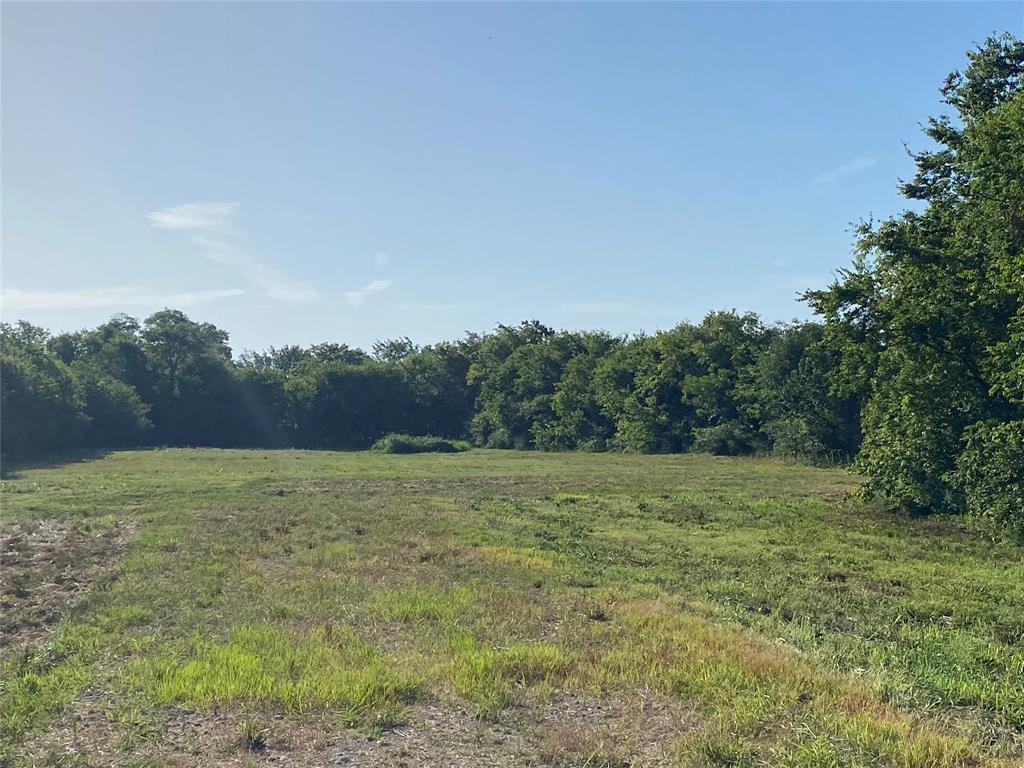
[[146, 202, 239, 230], [192, 236, 320, 302], [344, 279, 392, 307], [812, 155, 877, 184], [373, 251, 390, 267], [560, 301, 628, 314], [2, 286, 244, 311], [146, 204, 319, 303]]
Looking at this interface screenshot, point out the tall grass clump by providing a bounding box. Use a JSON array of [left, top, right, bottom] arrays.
[[135, 624, 419, 726], [447, 633, 575, 718]]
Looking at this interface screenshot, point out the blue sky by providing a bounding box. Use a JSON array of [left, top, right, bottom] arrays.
[[3, 2, 1021, 353]]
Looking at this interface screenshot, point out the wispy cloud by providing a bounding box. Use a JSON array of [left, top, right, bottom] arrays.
[[192, 236, 320, 302], [812, 154, 877, 184], [2, 286, 244, 311], [560, 301, 628, 314], [146, 202, 239, 230], [344, 279, 392, 307], [148, 203, 320, 303]]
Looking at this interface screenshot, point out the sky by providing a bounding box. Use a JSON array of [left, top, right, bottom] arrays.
[[3, 2, 1022, 354]]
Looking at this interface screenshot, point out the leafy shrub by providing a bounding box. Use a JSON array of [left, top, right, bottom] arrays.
[[370, 433, 470, 454], [764, 417, 826, 461], [0, 344, 88, 462], [691, 422, 759, 456], [74, 366, 152, 448], [954, 420, 1024, 539]]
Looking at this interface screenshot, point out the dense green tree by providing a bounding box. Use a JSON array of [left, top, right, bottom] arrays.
[[1, 322, 88, 460], [683, 312, 767, 455], [807, 34, 1023, 526], [140, 310, 244, 445], [286, 361, 412, 449], [238, 345, 312, 374], [308, 343, 370, 366], [70, 363, 151, 448], [535, 332, 620, 451], [400, 338, 479, 439], [49, 315, 155, 398], [468, 321, 559, 448], [594, 329, 700, 453], [742, 322, 860, 460], [232, 364, 291, 447], [373, 337, 418, 364]]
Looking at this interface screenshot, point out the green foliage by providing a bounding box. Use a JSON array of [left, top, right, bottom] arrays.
[[691, 421, 760, 456], [0, 322, 88, 461], [954, 420, 1024, 538], [743, 322, 860, 460], [594, 329, 700, 453], [807, 34, 1023, 529], [0, 308, 860, 468], [468, 321, 568, 449], [286, 361, 412, 449], [533, 332, 620, 451], [140, 309, 247, 446], [72, 364, 151, 448], [370, 433, 471, 454], [762, 417, 825, 461]]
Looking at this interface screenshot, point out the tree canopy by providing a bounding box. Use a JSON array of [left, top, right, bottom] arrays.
[[805, 33, 1023, 534]]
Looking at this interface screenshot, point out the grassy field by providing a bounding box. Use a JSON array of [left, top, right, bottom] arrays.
[[1, 449, 1022, 767]]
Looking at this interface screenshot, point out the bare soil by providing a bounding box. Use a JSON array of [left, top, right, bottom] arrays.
[[0, 519, 132, 657], [25, 692, 697, 767]]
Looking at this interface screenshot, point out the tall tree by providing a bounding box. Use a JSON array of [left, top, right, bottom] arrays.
[[807, 34, 1023, 528], [140, 310, 242, 445], [0, 322, 88, 460]]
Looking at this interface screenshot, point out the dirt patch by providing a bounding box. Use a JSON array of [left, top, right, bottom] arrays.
[[23, 691, 697, 767], [326, 702, 534, 767], [0, 519, 133, 656], [528, 691, 698, 767], [22, 693, 262, 767]]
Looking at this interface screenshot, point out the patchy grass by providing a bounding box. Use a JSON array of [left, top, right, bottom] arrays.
[[0, 448, 1021, 766], [447, 634, 575, 718], [134, 623, 418, 727]]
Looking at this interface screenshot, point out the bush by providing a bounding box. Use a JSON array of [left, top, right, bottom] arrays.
[[370, 433, 471, 454], [0, 349, 88, 462], [954, 420, 1024, 539], [764, 417, 826, 461], [74, 366, 152, 448], [691, 421, 759, 456]]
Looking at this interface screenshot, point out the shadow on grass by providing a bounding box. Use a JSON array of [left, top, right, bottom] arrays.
[[1, 448, 114, 478]]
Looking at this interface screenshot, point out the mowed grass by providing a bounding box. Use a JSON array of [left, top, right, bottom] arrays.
[[0, 449, 1022, 766]]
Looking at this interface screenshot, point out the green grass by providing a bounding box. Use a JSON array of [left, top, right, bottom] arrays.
[[134, 623, 419, 726], [0, 449, 1021, 766]]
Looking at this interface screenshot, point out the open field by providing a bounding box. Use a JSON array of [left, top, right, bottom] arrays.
[[1, 449, 1022, 767]]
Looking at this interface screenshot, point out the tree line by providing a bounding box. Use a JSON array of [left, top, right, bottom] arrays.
[[0, 310, 858, 460], [1, 35, 1020, 536]]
